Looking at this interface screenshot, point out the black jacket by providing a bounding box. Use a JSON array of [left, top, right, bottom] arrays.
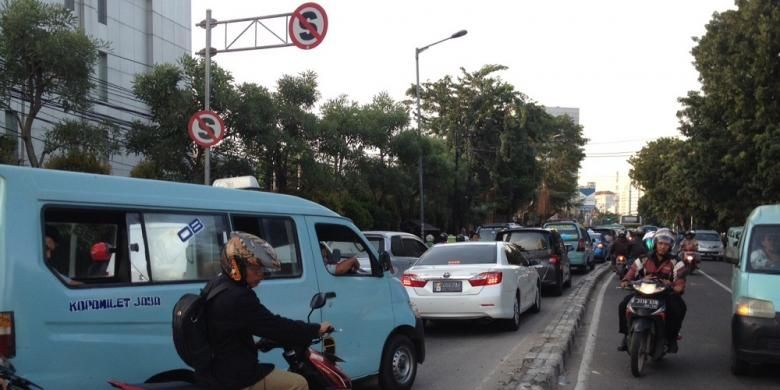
[[608, 238, 631, 258], [201, 274, 321, 389]]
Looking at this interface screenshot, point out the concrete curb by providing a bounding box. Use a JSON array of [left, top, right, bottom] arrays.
[[508, 263, 612, 390]]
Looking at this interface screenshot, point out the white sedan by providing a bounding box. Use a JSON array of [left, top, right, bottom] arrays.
[[402, 242, 541, 331]]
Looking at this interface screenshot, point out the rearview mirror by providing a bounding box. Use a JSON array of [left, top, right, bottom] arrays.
[[725, 255, 739, 266], [380, 251, 393, 273]]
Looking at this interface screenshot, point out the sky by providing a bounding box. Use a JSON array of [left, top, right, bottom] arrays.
[[190, 0, 736, 192]]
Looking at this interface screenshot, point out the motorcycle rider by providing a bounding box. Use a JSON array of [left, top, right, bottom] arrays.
[[201, 231, 333, 390], [629, 229, 648, 259], [606, 231, 631, 270], [680, 230, 699, 253], [617, 228, 687, 353]]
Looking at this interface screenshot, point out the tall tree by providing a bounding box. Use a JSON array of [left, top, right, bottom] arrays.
[[676, 0, 780, 228], [127, 56, 238, 182], [0, 0, 103, 167], [41, 119, 121, 174]]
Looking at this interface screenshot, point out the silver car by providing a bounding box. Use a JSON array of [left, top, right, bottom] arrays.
[[363, 231, 429, 277], [695, 229, 725, 261]]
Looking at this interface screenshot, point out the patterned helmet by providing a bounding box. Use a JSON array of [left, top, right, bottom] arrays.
[[220, 231, 281, 282]]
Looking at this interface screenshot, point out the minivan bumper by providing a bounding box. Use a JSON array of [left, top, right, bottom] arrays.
[[732, 313, 780, 363]]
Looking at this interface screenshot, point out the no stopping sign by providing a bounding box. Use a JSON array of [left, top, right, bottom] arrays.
[[289, 2, 328, 50]]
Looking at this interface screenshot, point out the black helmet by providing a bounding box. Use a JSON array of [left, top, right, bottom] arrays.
[[685, 230, 696, 238], [220, 231, 280, 282], [618, 231, 627, 239]]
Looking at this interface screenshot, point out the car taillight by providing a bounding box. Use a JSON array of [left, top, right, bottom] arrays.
[[469, 272, 503, 286], [577, 239, 586, 252], [0, 311, 14, 358], [401, 274, 427, 288], [549, 255, 560, 266]]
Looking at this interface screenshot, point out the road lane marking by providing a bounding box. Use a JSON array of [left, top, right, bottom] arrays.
[[573, 272, 614, 390], [698, 269, 732, 293]]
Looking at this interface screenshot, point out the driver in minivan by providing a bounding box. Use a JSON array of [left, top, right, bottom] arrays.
[[320, 242, 360, 275], [750, 231, 780, 270]]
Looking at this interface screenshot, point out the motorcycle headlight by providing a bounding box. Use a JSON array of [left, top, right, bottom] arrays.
[[638, 282, 659, 295], [735, 298, 776, 319]]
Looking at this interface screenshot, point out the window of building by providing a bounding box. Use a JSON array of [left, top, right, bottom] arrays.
[[3, 110, 18, 162], [97, 0, 107, 25], [64, 0, 75, 11], [97, 52, 108, 102]]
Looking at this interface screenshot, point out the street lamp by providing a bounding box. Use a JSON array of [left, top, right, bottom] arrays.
[[415, 29, 467, 238]]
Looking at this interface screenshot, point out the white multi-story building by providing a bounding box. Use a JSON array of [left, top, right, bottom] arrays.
[[2, 0, 191, 175], [594, 190, 618, 214], [617, 181, 641, 216], [544, 106, 580, 125]]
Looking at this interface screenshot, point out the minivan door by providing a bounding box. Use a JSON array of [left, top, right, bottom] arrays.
[[305, 217, 394, 378]]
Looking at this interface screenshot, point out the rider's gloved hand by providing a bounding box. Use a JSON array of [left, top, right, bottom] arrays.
[[319, 321, 334, 335]]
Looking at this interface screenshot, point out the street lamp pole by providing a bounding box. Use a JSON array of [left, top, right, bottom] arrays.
[[415, 29, 467, 238]]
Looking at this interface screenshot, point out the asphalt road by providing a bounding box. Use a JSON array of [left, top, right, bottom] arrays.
[[355, 266, 596, 389], [563, 260, 780, 390]]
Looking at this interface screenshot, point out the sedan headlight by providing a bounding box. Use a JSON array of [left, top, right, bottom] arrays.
[[735, 297, 776, 319]]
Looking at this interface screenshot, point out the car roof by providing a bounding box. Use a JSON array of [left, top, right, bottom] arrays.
[[503, 227, 552, 234], [433, 241, 501, 247], [696, 230, 719, 234], [363, 231, 420, 239], [746, 204, 780, 226]]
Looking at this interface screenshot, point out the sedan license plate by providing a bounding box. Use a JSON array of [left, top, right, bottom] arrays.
[[433, 280, 462, 293], [631, 298, 660, 309]]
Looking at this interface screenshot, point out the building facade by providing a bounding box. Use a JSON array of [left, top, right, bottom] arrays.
[[544, 106, 580, 125], [2, 0, 191, 175], [594, 190, 618, 214]]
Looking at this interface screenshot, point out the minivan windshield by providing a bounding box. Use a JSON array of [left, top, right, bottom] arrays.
[[747, 225, 780, 274], [417, 244, 497, 265], [506, 232, 549, 251]]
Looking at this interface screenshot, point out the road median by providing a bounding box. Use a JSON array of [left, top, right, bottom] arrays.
[[501, 263, 611, 390]]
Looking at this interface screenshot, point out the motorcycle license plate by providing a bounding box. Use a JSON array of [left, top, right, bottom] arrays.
[[631, 298, 660, 309], [433, 280, 462, 292]]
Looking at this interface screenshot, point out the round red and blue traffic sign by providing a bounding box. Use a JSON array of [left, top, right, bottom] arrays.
[[187, 110, 226, 148], [288, 2, 328, 50]]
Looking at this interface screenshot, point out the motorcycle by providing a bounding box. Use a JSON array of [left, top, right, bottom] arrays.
[[680, 251, 698, 275], [109, 291, 346, 390], [622, 278, 674, 377], [0, 355, 42, 390], [614, 255, 629, 279]]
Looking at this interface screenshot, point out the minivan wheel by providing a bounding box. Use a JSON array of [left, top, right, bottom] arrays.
[[379, 335, 417, 390]]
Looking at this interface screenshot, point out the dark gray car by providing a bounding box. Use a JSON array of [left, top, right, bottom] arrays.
[[498, 228, 572, 296], [363, 231, 429, 277]]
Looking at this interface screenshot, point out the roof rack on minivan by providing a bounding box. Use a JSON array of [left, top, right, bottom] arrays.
[[212, 176, 261, 190]]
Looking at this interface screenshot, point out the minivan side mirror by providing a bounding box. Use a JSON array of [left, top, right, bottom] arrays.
[[310, 292, 328, 310], [725, 255, 739, 266], [379, 251, 393, 274]]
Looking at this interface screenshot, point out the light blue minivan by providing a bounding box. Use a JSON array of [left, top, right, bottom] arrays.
[[543, 221, 594, 272], [728, 204, 780, 375], [0, 166, 424, 389]]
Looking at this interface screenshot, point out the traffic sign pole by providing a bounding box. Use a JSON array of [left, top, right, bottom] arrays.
[[204, 8, 212, 185]]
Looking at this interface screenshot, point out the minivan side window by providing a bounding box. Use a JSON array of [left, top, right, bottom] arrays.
[[746, 225, 780, 273], [143, 213, 228, 282], [315, 223, 377, 276], [44, 207, 128, 286], [231, 215, 302, 278]]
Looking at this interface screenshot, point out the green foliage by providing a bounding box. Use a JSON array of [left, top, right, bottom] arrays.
[[44, 152, 111, 174], [0, 0, 103, 167], [635, 0, 780, 231], [127, 56, 239, 183]]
